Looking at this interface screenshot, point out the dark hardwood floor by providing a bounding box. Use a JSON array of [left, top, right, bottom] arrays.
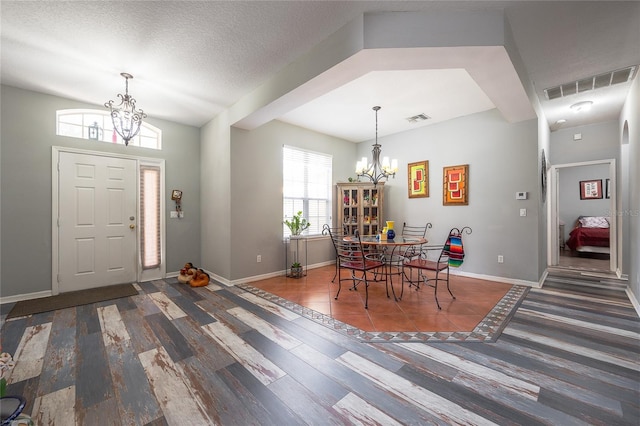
[[1, 268, 638, 425], [558, 248, 610, 271]]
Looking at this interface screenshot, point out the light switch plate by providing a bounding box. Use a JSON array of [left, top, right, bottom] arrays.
[[170, 211, 178, 218], [520, 208, 527, 217]]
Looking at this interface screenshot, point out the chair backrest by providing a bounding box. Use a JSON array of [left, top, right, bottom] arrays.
[[324, 225, 367, 267], [401, 222, 432, 259], [322, 223, 346, 238], [401, 222, 432, 238]]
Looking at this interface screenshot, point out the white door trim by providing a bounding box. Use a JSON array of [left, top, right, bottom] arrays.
[[547, 158, 617, 272], [52, 146, 166, 294]]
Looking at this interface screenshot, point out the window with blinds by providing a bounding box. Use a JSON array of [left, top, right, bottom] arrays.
[[283, 145, 332, 237], [140, 165, 161, 269]]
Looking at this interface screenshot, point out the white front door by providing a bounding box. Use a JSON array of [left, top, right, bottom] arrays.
[[58, 152, 137, 292]]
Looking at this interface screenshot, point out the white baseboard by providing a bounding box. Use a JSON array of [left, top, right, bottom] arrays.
[[1, 290, 52, 304], [626, 287, 640, 317], [170, 262, 537, 289], [449, 269, 541, 288], [167, 261, 336, 287], [226, 261, 336, 286]]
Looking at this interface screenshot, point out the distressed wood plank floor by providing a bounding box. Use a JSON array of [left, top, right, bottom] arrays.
[[1, 271, 638, 425]]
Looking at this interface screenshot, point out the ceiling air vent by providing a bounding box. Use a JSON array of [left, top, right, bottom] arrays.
[[406, 113, 431, 123], [544, 65, 637, 100]]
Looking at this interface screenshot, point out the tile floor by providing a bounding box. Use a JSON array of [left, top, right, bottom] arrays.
[[248, 264, 513, 333]]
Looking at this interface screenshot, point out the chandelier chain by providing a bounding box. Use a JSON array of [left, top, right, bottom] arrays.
[[355, 106, 397, 186]]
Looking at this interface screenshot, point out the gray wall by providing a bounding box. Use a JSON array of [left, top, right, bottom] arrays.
[[357, 108, 540, 283], [549, 119, 622, 268], [202, 107, 542, 284], [0, 85, 201, 298], [200, 110, 232, 281], [619, 74, 640, 302], [229, 120, 355, 281], [550, 121, 620, 165]]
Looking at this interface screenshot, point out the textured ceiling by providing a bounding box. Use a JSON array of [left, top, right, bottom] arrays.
[[1, 1, 639, 140]]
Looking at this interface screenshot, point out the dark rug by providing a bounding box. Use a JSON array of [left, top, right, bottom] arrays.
[[6, 283, 138, 319]]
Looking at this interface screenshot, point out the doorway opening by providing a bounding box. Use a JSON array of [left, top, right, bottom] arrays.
[[548, 159, 617, 275]]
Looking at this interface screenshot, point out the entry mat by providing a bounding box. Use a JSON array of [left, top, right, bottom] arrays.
[[6, 284, 138, 319]]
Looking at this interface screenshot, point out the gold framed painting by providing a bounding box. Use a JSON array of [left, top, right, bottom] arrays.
[[407, 160, 429, 198], [443, 164, 469, 205]]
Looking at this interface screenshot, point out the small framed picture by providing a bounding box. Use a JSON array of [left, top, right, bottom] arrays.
[[443, 164, 469, 205], [407, 160, 429, 198], [171, 189, 183, 201], [579, 179, 602, 200]]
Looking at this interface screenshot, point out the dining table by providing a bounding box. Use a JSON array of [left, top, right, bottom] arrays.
[[343, 235, 428, 301]]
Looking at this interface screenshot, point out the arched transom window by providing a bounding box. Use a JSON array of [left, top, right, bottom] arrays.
[[56, 109, 162, 149]]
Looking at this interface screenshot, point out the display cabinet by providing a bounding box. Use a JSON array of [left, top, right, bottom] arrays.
[[336, 182, 384, 236]]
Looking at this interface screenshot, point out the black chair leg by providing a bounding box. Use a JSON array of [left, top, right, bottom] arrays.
[[334, 270, 342, 300], [349, 271, 359, 291], [364, 275, 369, 309], [446, 270, 455, 299], [434, 270, 441, 309]]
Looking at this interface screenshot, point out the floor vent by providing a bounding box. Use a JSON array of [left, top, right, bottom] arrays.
[[406, 113, 431, 123], [544, 65, 637, 100]]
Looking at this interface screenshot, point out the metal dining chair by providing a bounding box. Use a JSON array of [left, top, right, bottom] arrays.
[[403, 243, 454, 309], [326, 227, 385, 309], [322, 223, 348, 283], [403, 227, 471, 309], [404, 227, 471, 309], [400, 222, 432, 282]]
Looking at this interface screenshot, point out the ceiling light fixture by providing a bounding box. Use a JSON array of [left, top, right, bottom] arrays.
[[105, 72, 147, 146], [570, 100, 593, 113], [355, 106, 398, 186]]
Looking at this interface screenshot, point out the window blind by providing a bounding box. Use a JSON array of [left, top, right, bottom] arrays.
[[140, 165, 161, 269], [283, 145, 332, 237]]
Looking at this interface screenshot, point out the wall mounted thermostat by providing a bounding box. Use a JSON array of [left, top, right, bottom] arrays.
[[516, 191, 528, 200]]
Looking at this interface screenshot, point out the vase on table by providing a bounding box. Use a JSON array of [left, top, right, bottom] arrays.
[[386, 221, 395, 240]]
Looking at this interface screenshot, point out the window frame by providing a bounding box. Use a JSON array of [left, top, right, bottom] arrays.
[[56, 109, 162, 150], [282, 145, 333, 238], [138, 158, 166, 282]]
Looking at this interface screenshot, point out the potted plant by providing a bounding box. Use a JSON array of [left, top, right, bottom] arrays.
[[290, 262, 303, 278], [284, 211, 310, 236]]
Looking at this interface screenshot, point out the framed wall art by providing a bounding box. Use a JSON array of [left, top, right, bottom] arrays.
[[407, 160, 429, 198], [541, 149, 547, 201], [443, 164, 468, 205], [579, 179, 603, 200]]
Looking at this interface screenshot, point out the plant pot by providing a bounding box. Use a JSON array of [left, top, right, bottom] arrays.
[[290, 266, 303, 278]]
